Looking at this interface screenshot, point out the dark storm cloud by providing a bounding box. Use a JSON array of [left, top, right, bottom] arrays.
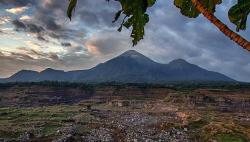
[[7, 0, 72, 40], [28, 2, 86, 41], [61, 42, 72, 47], [37, 35, 47, 41], [7, 0, 120, 41], [12, 20, 44, 34], [15, 47, 63, 63], [0, 0, 34, 6], [12, 19, 47, 41], [26, 23, 45, 33], [77, 3, 119, 28], [12, 20, 26, 29], [34, 9, 62, 31]]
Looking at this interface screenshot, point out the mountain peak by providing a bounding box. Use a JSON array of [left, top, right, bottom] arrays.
[[19, 69, 37, 73], [117, 50, 156, 65], [121, 50, 143, 57], [120, 50, 150, 61], [41, 68, 54, 72], [169, 59, 189, 65], [41, 68, 64, 73]]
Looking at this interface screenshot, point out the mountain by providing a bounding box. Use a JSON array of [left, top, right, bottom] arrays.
[[0, 78, 4, 83], [4, 68, 70, 82], [75, 50, 161, 82], [2, 50, 235, 83], [38, 68, 69, 81], [6, 70, 39, 82]]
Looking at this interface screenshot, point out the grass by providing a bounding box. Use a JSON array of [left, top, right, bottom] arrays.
[[188, 119, 209, 129], [216, 133, 248, 142], [41, 123, 61, 136], [75, 125, 92, 135], [0, 130, 22, 139], [0, 105, 92, 140]]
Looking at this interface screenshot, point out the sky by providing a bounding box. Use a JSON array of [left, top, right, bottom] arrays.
[[0, 0, 249, 82]]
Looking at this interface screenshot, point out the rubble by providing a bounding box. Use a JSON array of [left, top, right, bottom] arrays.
[[82, 111, 190, 142], [82, 128, 114, 142]]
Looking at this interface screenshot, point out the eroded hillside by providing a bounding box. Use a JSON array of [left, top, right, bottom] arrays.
[[0, 83, 250, 142]]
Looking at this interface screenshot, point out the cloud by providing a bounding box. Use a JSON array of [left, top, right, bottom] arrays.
[[11, 19, 48, 41], [85, 41, 101, 55], [0, 16, 11, 25], [0, 0, 34, 6], [12, 20, 45, 34], [85, 30, 130, 55], [61, 42, 72, 47], [24, 41, 42, 50], [6, 6, 29, 14], [67, 46, 85, 53], [12, 20, 27, 30], [0, 49, 64, 77], [19, 15, 31, 21], [26, 23, 45, 33]]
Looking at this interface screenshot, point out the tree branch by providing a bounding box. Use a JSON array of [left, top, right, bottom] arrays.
[[191, 0, 250, 51]]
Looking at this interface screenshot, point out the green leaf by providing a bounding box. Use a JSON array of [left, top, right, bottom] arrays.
[[114, 0, 156, 46], [174, 0, 222, 18], [228, 0, 250, 32], [113, 10, 123, 23], [67, 0, 78, 20], [147, 0, 157, 7], [66, 0, 156, 46]]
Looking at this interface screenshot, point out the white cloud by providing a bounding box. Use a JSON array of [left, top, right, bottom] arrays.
[[0, 16, 11, 25], [19, 15, 32, 21], [6, 6, 29, 14]]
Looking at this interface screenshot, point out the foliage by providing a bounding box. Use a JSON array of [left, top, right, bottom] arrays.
[[228, 0, 250, 32], [113, 0, 156, 46], [174, 0, 222, 18], [67, 0, 77, 20]]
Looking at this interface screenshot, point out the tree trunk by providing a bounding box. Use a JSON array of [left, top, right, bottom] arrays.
[[191, 0, 250, 51]]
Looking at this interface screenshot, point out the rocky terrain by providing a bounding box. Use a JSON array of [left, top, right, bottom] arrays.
[[0, 82, 250, 142]]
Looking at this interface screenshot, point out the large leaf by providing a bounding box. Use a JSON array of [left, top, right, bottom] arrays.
[[67, 0, 156, 46], [67, 0, 78, 20], [228, 0, 250, 32], [174, 0, 222, 18], [114, 0, 156, 46]]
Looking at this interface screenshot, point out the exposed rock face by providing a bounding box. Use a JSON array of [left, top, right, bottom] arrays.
[[1, 84, 250, 112], [0, 84, 172, 107], [169, 89, 250, 112]]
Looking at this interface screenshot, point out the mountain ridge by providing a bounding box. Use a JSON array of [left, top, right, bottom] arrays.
[[1, 50, 235, 83]]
